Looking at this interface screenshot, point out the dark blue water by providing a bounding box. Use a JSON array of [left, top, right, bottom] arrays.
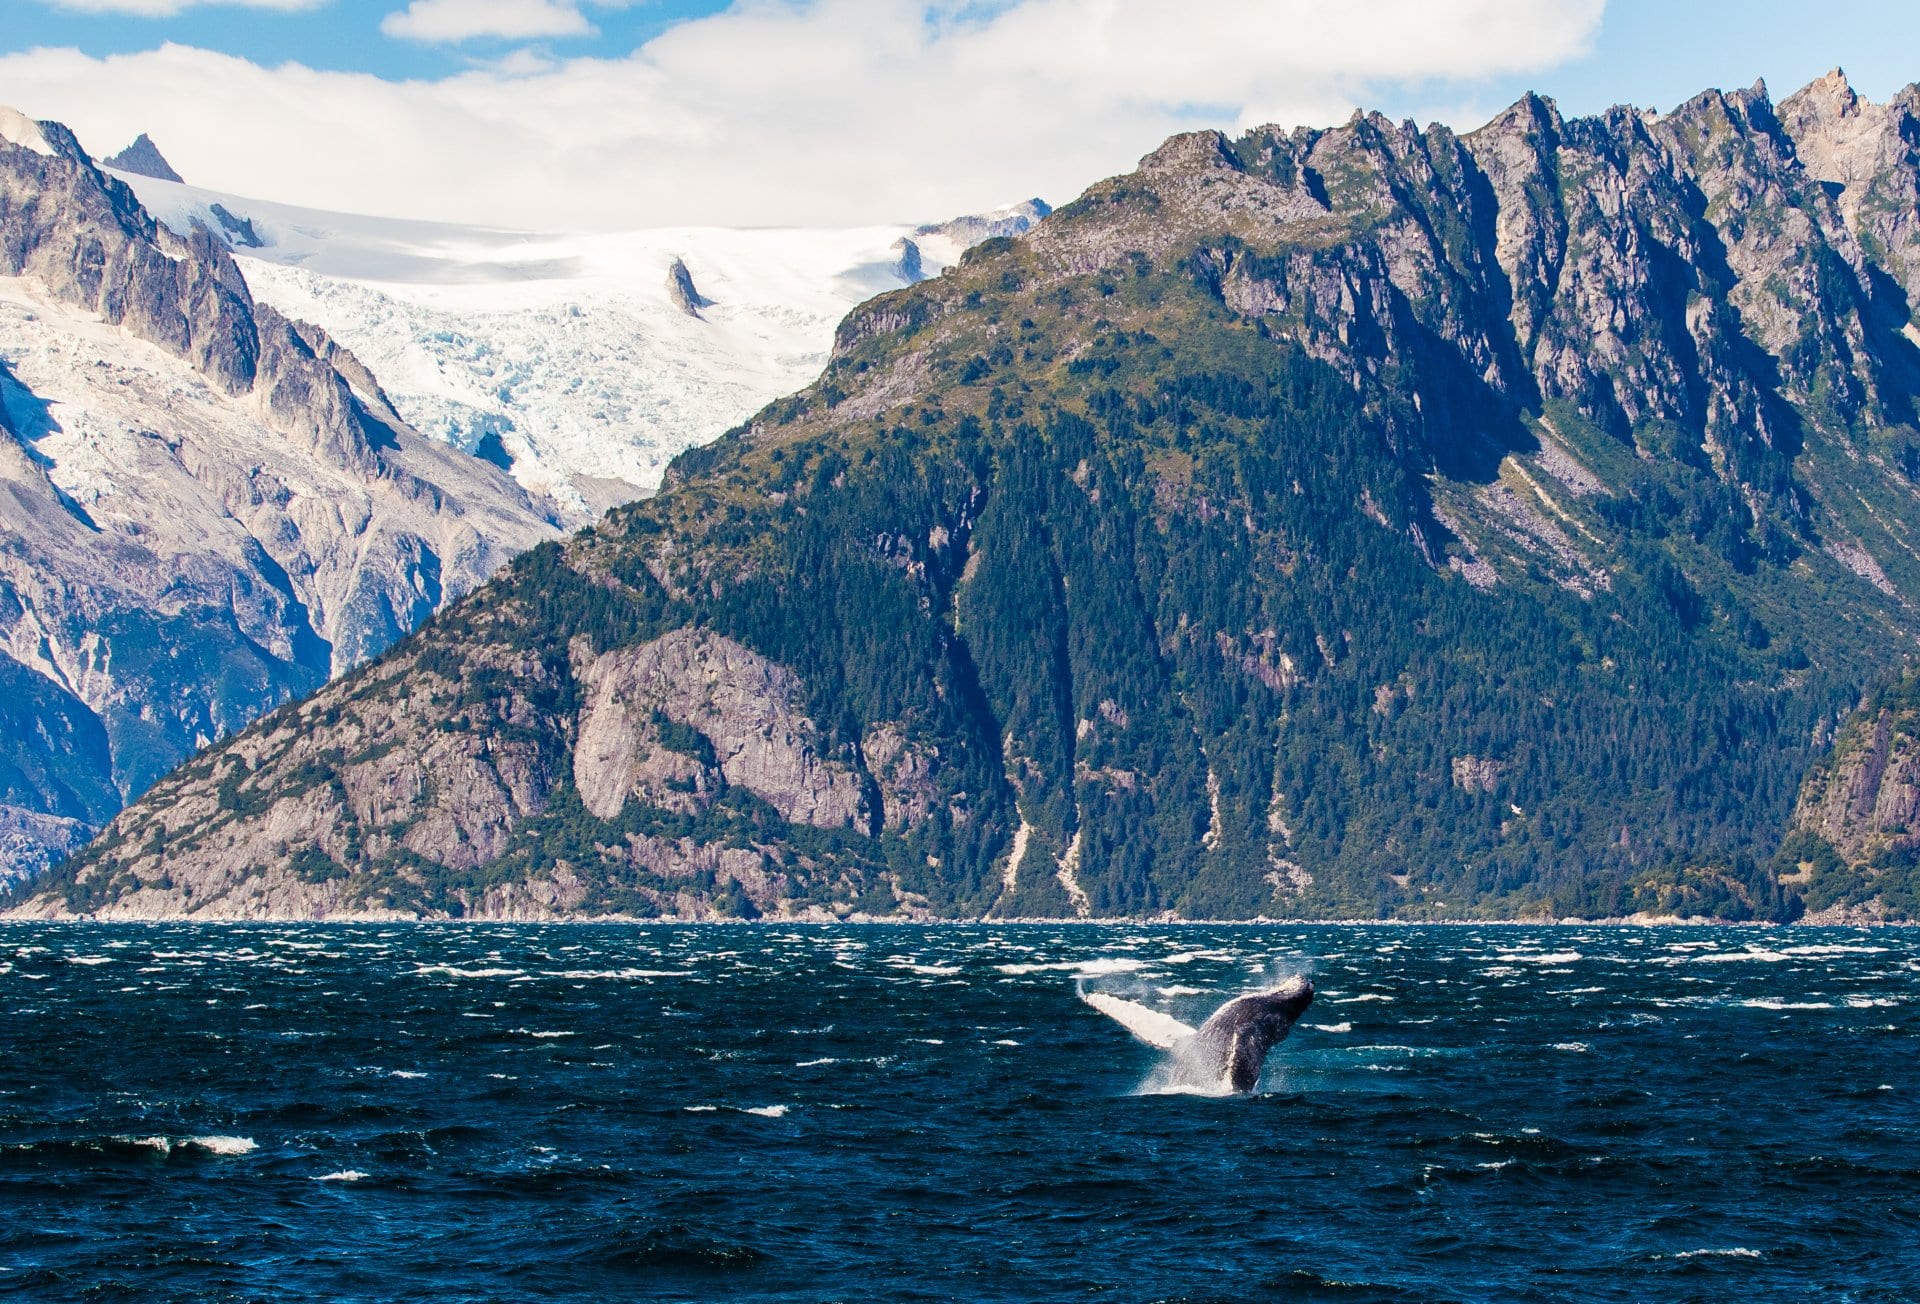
[[1, 924, 1916, 1302]]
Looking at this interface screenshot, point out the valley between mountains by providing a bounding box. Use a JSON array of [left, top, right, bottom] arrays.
[[16, 72, 1920, 923]]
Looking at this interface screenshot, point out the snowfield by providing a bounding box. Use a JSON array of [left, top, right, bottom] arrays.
[[113, 171, 1033, 521]]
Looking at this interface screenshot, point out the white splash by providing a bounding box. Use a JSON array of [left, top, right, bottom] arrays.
[[188, 1136, 258, 1156]]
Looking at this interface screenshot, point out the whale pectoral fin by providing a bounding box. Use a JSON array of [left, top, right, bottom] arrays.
[[1081, 992, 1196, 1051]]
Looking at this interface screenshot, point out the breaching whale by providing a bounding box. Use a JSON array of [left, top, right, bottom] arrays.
[[1084, 975, 1315, 1093]]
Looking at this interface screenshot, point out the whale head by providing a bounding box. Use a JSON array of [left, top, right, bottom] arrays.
[[1259, 974, 1315, 1018]]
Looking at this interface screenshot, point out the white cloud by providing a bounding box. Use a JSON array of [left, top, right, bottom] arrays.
[[44, 0, 323, 15], [382, 0, 596, 43], [0, 0, 1605, 229]]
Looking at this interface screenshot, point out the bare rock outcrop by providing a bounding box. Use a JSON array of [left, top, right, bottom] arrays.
[[1793, 704, 1920, 864], [861, 724, 940, 830], [573, 629, 867, 830], [665, 258, 710, 317]]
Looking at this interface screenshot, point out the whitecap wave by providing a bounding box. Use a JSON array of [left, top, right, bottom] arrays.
[[315, 1170, 367, 1182], [884, 959, 962, 975], [539, 969, 688, 979], [996, 958, 1149, 976], [414, 966, 525, 978], [188, 1136, 257, 1156]]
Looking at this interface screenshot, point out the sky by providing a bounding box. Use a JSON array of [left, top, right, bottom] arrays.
[[3, 0, 1919, 231]]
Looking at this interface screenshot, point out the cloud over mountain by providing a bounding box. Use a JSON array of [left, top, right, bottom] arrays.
[[0, 0, 1603, 228]]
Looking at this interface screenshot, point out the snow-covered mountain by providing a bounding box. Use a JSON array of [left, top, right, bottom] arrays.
[[111, 169, 1049, 519], [0, 110, 559, 884]]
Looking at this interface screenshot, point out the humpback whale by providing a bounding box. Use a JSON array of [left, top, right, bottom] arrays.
[[1084, 975, 1314, 1093]]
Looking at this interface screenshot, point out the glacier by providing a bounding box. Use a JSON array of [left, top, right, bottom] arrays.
[[113, 170, 1046, 521]]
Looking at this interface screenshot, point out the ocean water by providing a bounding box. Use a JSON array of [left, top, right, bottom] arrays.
[[1, 924, 1916, 1302]]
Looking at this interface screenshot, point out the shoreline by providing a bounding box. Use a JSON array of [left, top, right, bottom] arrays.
[[0, 913, 1908, 928]]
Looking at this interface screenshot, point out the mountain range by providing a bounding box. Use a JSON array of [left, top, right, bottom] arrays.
[[0, 107, 557, 884], [0, 108, 1046, 886], [14, 71, 1920, 922]]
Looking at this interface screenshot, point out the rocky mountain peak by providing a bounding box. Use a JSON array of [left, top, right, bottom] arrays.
[[1486, 90, 1565, 137], [912, 199, 1052, 252], [102, 133, 184, 184], [0, 107, 86, 163], [889, 236, 925, 284], [665, 257, 710, 317], [1799, 67, 1861, 119], [1137, 128, 1238, 178], [0, 107, 54, 157], [1778, 68, 1905, 182]]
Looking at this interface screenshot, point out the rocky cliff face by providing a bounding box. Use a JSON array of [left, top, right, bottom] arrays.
[[1782, 669, 1920, 920], [23, 73, 1920, 922], [0, 110, 559, 881]]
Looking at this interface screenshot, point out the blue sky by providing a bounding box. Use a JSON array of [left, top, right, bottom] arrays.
[[6, 0, 723, 82], [3, 0, 1918, 229], [11, 0, 1919, 110]]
